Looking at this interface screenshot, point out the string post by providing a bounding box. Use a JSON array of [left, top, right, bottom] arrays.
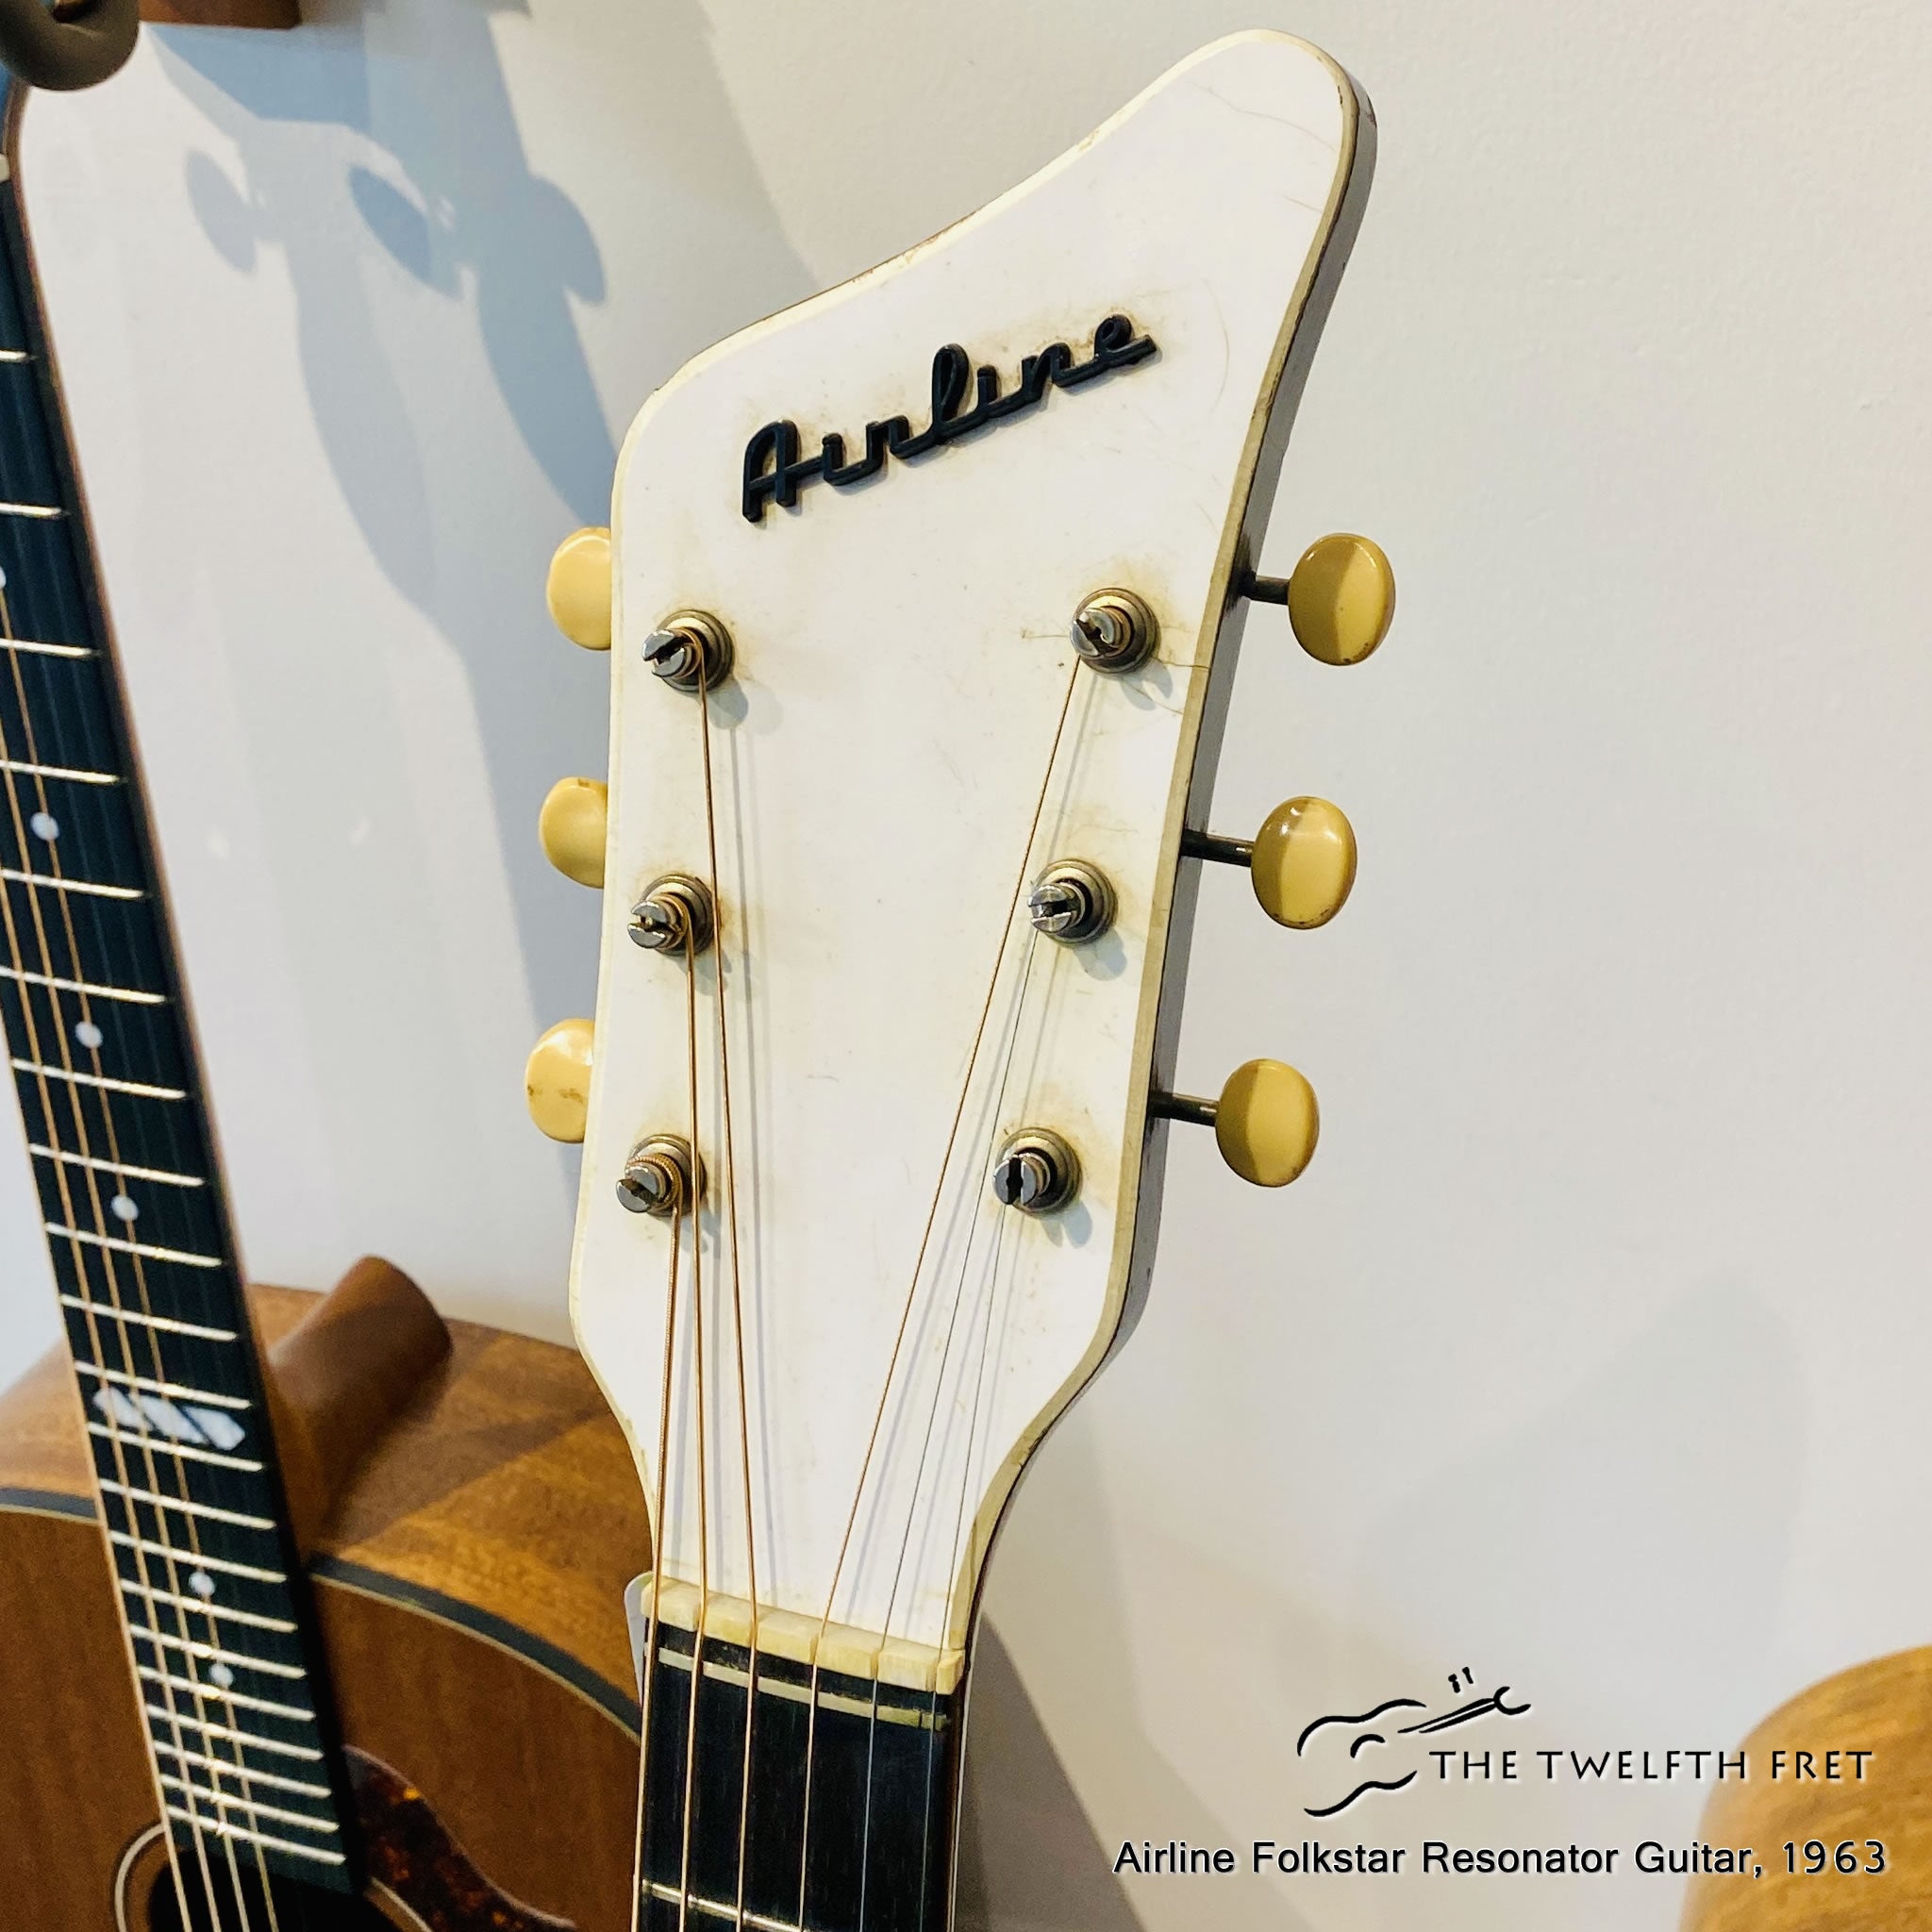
[[616, 1135, 704, 1219], [991, 1127, 1081, 1215], [627, 874, 715, 957], [643, 609, 734, 693]]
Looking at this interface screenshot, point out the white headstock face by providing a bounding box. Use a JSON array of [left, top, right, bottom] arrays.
[[530, 32, 1388, 1686]]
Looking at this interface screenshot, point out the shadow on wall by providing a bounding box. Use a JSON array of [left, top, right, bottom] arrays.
[[147, 0, 814, 1030], [958, 1622, 1150, 1932], [1355, 1279, 1806, 1747]]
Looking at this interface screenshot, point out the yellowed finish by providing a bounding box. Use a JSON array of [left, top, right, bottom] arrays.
[[1251, 795, 1357, 928], [1215, 1058, 1320, 1187], [545, 526, 613, 652], [525, 1017, 595, 1143], [1682, 1646, 1932, 1931], [637, 1578, 966, 1693], [539, 776, 608, 889], [1287, 532, 1395, 666]]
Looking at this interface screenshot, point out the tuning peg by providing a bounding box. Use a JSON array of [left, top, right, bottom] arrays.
[[539, 776, 608, 889], [1183, 796, 1356, 929], [1153, 1058, 1318, 1187], [525, 1018, 594, 1142], [546, 527, 612, 651], [1241, 532, 1393, 665]]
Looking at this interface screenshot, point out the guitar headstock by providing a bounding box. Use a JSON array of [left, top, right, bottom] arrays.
[[525, 32, 1392, 1690]]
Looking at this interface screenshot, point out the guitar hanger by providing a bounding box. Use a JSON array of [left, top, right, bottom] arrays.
[[0, 0, 135, 92]]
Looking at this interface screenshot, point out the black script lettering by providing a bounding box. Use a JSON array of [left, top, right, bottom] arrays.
[[741, 312, 1158, 523]]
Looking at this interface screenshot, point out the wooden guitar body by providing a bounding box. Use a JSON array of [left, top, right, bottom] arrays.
[[0, 1279, 650, 1932], [1682, 1648, 1932, 1930]]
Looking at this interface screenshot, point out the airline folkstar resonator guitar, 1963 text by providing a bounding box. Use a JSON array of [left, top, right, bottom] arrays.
[[523, 32, 1397, 1932], [0, 10, 651, 1929]]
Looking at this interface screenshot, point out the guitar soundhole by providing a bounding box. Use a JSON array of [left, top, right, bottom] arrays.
[[144, 1866, 393, 1932]]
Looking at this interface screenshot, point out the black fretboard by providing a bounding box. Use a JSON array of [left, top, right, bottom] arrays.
[[0, 86, 357, 1893], [637, 1622, 963, 1932]]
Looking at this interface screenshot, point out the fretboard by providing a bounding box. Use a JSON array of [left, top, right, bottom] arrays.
[[637, 1621, 963, 1932], [0, 87, 357, 1893]]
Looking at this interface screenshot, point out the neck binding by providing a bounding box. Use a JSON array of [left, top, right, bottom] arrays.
[[0, 84, 358, 1893]]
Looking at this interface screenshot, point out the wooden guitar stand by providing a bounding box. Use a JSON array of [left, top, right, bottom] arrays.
[[0, 1258, 651, 1931]]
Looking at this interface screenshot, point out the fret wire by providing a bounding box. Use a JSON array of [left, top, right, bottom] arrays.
[[13, 1057, 185, 1098], [131, 1626, 307, 1681], [87, 1424, 263, 1474], [112, 1532, 285, 1584], [161, 1807, 346, 1867], [0, 634, 91, 657], [0, 753, 115, 783], [138, 1665, 314, 1725], [121, 1579, 294, 1633], [80, 1360, 248, 1408], [142, 1706, 323, 1762], [152, 1746, 330, 1801], [0, 500, 60, 520], [96, 1478, 276, 1531], [0, 963, 165, 1004], [641, 1881, 799, 1932], [0, 348, 27, 364], [49, 1223, 223, 1269], [0, 865, 142, 899], [158, 1773, 338, 1836], [32, 1143, 205, 1186], [60, 1295, 236, 1341]]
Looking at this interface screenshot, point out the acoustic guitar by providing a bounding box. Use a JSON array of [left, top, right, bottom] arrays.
[[522, 31, 1395, 1932], [1680, 1651, 1932, 1927], [0, 10, 649, 1929]]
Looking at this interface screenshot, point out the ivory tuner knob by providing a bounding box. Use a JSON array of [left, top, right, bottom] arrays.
[[1251, 796, 1357, 929], [525, 1018, 594, 1143], [1214, 1058, 1319, 1188], [1286, 533, 1394, 666], [545, 526, 612, 651], [539, 776, 608, 889]]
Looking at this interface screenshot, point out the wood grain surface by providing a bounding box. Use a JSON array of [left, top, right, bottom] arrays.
[[1683, 1647, 1932, 1930], [0, 1283, 651, 1930]]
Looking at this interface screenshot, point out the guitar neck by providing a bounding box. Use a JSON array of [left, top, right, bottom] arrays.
[[637, 1621, 964, 1932], [0, 86, 358, 1892]]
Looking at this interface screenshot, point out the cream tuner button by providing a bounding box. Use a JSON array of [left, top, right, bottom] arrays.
[[1287, 533, 1393, 666], [1181, 796, 1357, 929], [546, 527, 612, 651], [1243, 534, 1394, 666], [1152, 1058, 1320, 1188], [1213, 1058, 1319, 1186], [1250, 796, 1356, 928], [539, 776, 608, 889], [525, 1018, 593, 1142]]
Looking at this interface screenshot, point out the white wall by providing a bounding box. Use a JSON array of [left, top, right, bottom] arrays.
[[6, 3, 1930, 1927]]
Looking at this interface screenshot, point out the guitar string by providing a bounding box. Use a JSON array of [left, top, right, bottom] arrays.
[[0, 594, 285, 1929], [632, 1184, 686, 1932], [864, 662, 1091, 1928], [4, 611, 288, 1931], [675, 904, 710, 1932], [791, 656, 1083, 1931], [860, 918, 1037, 1931], [0, 158, 216, 1924], [0, 592, 258, 1925], [691, 663, 761, 1932]]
